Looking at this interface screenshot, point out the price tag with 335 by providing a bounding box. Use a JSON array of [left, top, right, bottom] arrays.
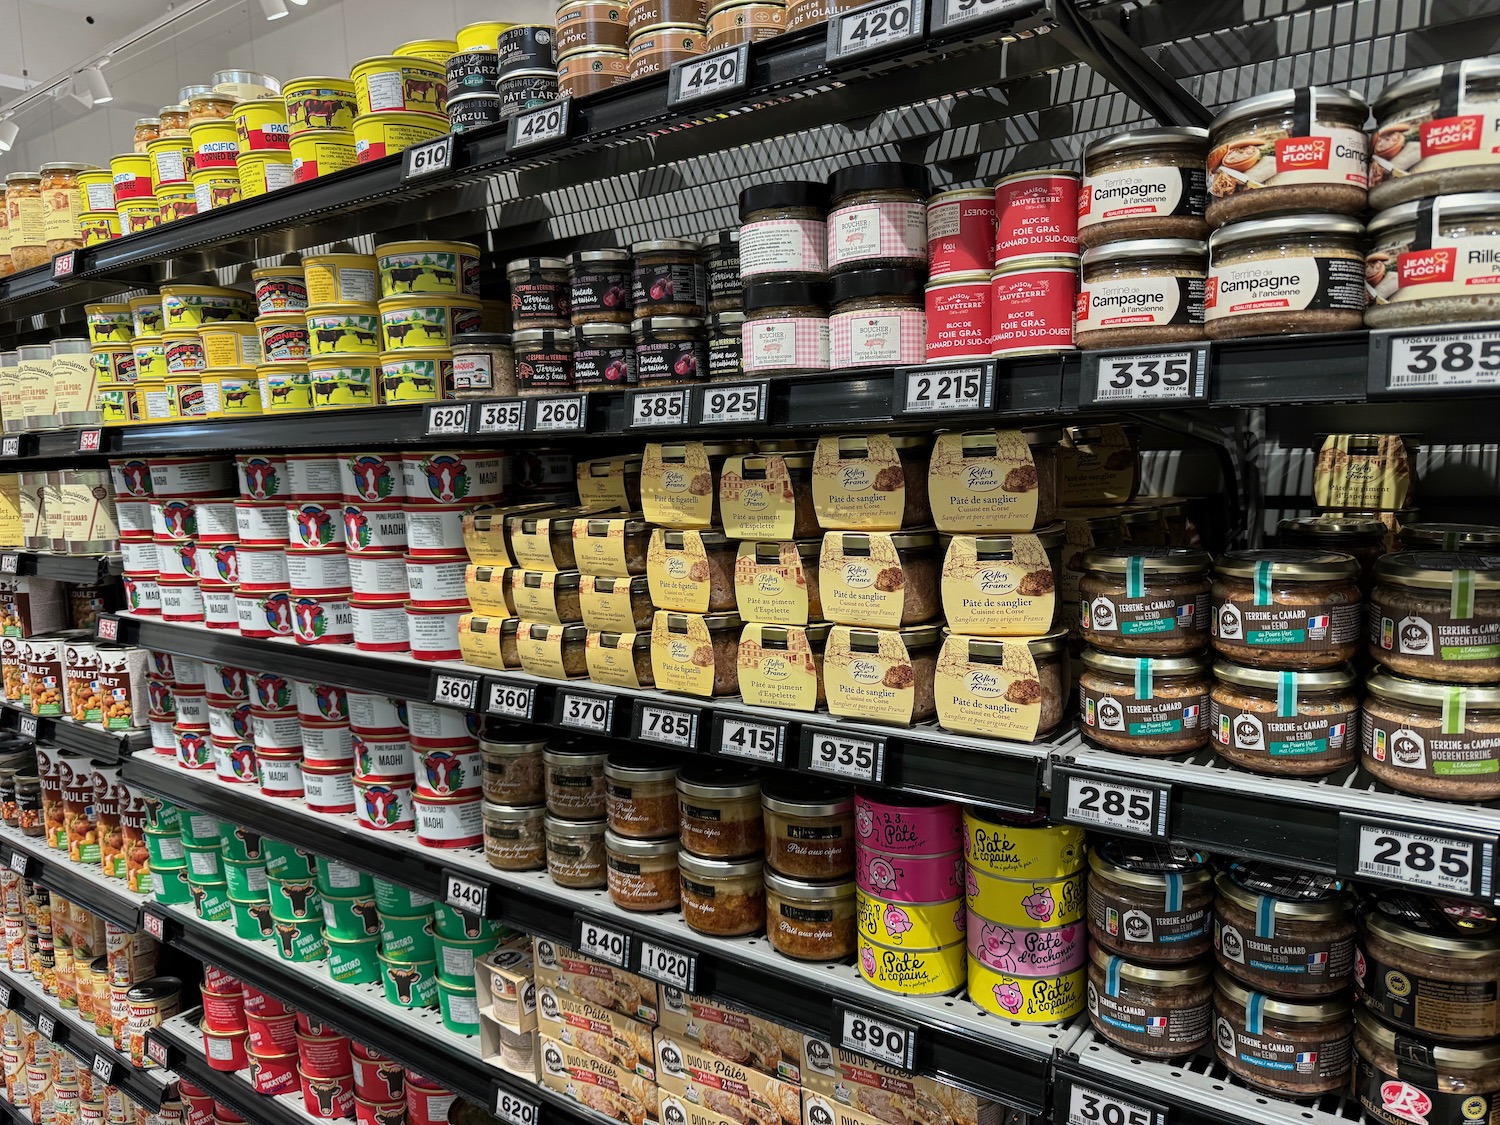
[[1088, 348, 1204, 404]]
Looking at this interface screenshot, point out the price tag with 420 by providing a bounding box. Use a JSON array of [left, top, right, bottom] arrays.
[[829, 0, 923, 60]]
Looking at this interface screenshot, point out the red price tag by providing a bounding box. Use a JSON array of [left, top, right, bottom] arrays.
[[78, 429, 102, 453], [95, 616, 119, 642], [142, 912, 164, 940], [51, 252, 76, 279]]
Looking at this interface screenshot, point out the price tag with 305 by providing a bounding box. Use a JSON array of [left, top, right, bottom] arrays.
[[629, 389, 689, 428], [16, 715, 35, 740], [426, 402, 471, 437], [1090, 349, 1203, 404], [1060, 770, 1168, 837], [718, 716, 783, 764], [638, 704, 696, 749], [445, 870, 489, 916], [36, 1013, 55, 1042], [1345, 816, 1493, 899], [430, 672, 478, 710], [509, 99, 570, 153], [531, 395, 586, 433], [494, 1088, 540, 1125], [637, 939, 697, 991], [699, 382, 766, 425], [898, 363, 993, 414], [476, 400, 525, 435], [1385, 328, 1500, 392], [486, 680, 535, 721], [558, 691, 611, 733], [932, 0, 1035, 32], [576, 916, 632, 968], [836, 1004, 916, 1071], [804, 730, 883, 783], [668, 44, 749, 107], [92, 1053, 115, 1084], [1064, 1081, 1163, 1125], [827, 0, 923, 61]]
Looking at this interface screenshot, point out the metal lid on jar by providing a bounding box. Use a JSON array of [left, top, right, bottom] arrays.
[[830, 268, 926, 304], [1278, 515, 1386, 542], [1355, 1008, 1500, 1068], [939, 522, 1067, 553], [1368, 192, 1500, 238], [942, 627, 1068, 659], [1363, 892, 1500, 958], [679, 850, 764, 880], [585, 574, 650, 595], [1364, 668, 1500, 709], [707, 229, 739, 253], [743, 280, 831, 313], [632, 316, 706, 335], [1217, 862, 1353, 922], [1208, 86, 1369, 136], [605, 828, 680, 859], [1087, 943, 1212, 986], [604, 750, 680, 783], [677, 760, 762, 799], [1373, 551, 1500, 591], [1213, 548, 1360, 582], [483, 801, 546, 822], [160, 104, 190, 115], [1374, 58, 1500, 115], [1080, 239, 1207, 270], [133, 118, 162, 128], [744, 621, 831, 648], [832, 528, 938, 552], [518, 568, 581, 592], [632, 238, 701, 254], [3, 172, 38, 184], [1080, 648, 1210, 679], [1209, 215, 1366, 252], [1214, 973, 1352, 1023], [568, 248, 631, 267], [39, 162, 96, 173], [661, 528, 730, 550], [545, 814, 606, 838], [480, 738, 547, 755], [512, 328, 573, 348], [453, 332, 512, 347], [1400, 522, 1500, 549], [542, 745, 609, 768], [507, 256, 568, 273], [712, 312, 745, 332], [180, 85, 217, 101], [747, 537, 821, 564], [1083, 546, 1212, 576], [761, 775, 854, 817], [764, 870, 855, 900], [595, 630, 652, 653], [1212, 659, 1357, 693], [829, 162, 930, 202], [1083, 127, 1210, 163], [1090, 839, 1210, 889], [739, 180, 829, 219]]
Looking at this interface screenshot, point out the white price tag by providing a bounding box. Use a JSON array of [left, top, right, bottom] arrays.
[[0, 437, 17, 458], [0, 985, 10, 1009], [17, 715, 36, 739], [668, 45, 749, 107], [629, 389, 689, 428], [1061, 771, 1167, 837], [1065, 1083, 1159, 1125], [558, 691, 611, 732], [699, 382, 766, 425], [637, 940, 696, 991], [828, 0, 923, 60], [92, 1054, 114, 1083], [1092, 350, 1200, 402], [718, 717, 782, 763], [143, 912, 165, 940], [36, 1013, 55, 1042], [1352, 823, 1487, 898], [638, 705, 695, 748], [404, 134, 454, 180], [431, 673, 478, 710], [1387, 329, 1500, 391], [805, 730, 883, 783], [486, 680, 535, 721], [426, 402, 471, 436], [531, 395, 586, 432], [7, 851, 28, 875], [899, 363, 991, 414], [477, 400, 525, 434], [445, 871, 489, 916], [837, 1005, 916, 1070], [0, 554, 17, 574], [495, 1088, 539, 1125], [510, 99, 570, 152], [576, 917, 631, 968], [933, 0, 1035, 30]]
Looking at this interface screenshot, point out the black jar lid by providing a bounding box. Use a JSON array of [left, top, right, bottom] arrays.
[[739, 181, 829, 221], [830, 267, 926, 304], [828, 162, 930, 201], [743, 280, 831, 312]]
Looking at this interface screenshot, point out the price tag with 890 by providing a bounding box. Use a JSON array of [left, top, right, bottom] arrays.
[[576, 916, 632, 968], [1064, 1081, 1162, 1125], [828, 0, 923, 61], [1346, 817, 1493, 899], [1061, 770, 1167, 837], [836, 1004, 916, 1070], [426, 402, 471, 436], [805, 729, 883, 783]]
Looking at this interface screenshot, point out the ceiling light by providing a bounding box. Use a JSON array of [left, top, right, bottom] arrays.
[[83, 67, 111, 104], [259, 0, 289, 18], [0, 121, 19, 153], [288, 0, 309, 5]]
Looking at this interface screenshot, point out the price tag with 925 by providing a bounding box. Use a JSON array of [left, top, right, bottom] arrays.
[[828, 0, 923, 61], [1064, 1080, 1163, 1125], [426, 402, 471, 436], [495, 1087, 539, 1125], [836, 1004, 916, 1070], [1060, 769, 1168, 837], [699, 382, 765, 425], [668, 44, 749, 107]]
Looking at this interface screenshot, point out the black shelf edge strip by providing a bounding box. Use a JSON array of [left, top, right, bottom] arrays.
[[149, 1021, 309, 1125], [0, 701, 148, 763], [0, 832, 144, 930]]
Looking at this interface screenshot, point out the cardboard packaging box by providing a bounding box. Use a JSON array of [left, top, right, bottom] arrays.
[[540, 1033, 658, 1125], [533, 936, 660, 1024], [659, 987, 803, 1084], [800, 1039, 999, 1125], [655, 1029, 801, 1125], [538, 978, 656, 1080]]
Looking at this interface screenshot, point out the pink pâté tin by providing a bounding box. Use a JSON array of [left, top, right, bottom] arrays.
[[196, 542, 239, 588], [237, 454, 291, 501], [291, 596, 354, 646], [994, 169, 1080, 262], [990, 261, 1077, 356], [295, 680, 348, 723], [148, 455, 235, 497], [415, 744, 482, 798], [212, 738, 258, 784], [405, 701, 478, 746], [414, 791, 484, 848], [246, 1047, 300, 1095], [353, 733, 413, 780], [300, 720, 354, 764], [340, 452, 407, 504], [403, 507, 467, 558], [235, 499, 289, 546], [295, 1030, 352, 1078], [401, 451, 505, 507], [285, 453, 342, 501], [116, 499, 153, 541], [237, 591, 294, 638], [355, 777, 415, 831], [287, 503, 345, 550], [159, 580, 205, 622], [194, 499, 239, 543], [856, 848, 964, 904], [287, 549, 353, 598], [257, 751, 306, 798], [110, 457, 155, 498], [965, 911, 1086, 977], [342, 503, 408, 554], [928, 188, 997, 279], [303, 763, 356, 814], [152, 499, 197, 541], [202, 1023, 249, 1071], [404, 554, 469, 609], [250, 711, 303, 751], [406, 606, 464, 661], [347, 692, 408, 737], [924, 272, 991, 362], [204, 589, 238, 629], [856, 791, 964, 854], [123, 574, 162, 615], [235, 544, 289, 592], [351, 602, 411, 653], [254, 670, 296, 713], [347, 553, 409, 603]]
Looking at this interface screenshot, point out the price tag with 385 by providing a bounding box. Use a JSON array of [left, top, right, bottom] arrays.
[[827, 0, 924, 61], [476, 400, 525, 435], [1341, 814, 1494, 899], [629, 389, 689, 429], [426, 402, 471, 437], [1058, 768, 1169, 838], [802, 728, 885, 784], [1381, 327, 1500, 393], [835, 1003, 917, 1071]]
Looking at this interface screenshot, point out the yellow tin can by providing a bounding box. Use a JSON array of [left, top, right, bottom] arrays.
[[856, 891, 964, 949], [350, 55, 448, 117], [161, 285, 253, 330], [965, 867, 1084, 928], [132, 340, 166, 383], [187, 119, 240, 176], [377, 240, 481, 298], [351, 112, 446, 164], [390, 40, 460, 64], [199, 321, 262, 369], [139, 382, 175, 422], [161, 331, 206, 375], [260, 364, 313, 413], [378, 296, 481, 350], [289, 129, 356, 183], [259, 314, 311, 364], [80, 211, 119, 246], [230, 99, 291, 154], [145, 136, 193, 188], [155, 183, 197, 224], [77, 169, 117, 213], [84, 304, 132, 347], [191, 168, 242, 212], [967, 956, 1085, 1022], [857, 936, 965, 995], [283, 77, 359, 134], [962, 810, 1086, 881], [302, 253, 378, 308], [457, 21, 512, 50], [308, 356, 377, 410], [306, 308, 380, 355], [166, 379, 206, 419], [236, 152, 294, 200], [116, 197, 161, 235], [378, 350, 451, 403], [98, 384, 143, 426], [201, 371, 262, 418], [109, 152, 153, 201], [92, 346, 136, 385], [128, 295, 163, 338]]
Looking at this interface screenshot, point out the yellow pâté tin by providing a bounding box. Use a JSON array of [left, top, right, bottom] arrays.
[[259, 364, 313, 413], [962, 809, 1086, 880], [201, 371, 261, 418], [235, 151, 294, 199], [132, 340, 166, 383], [282, 77, 358, 134], [191, 168, 242, 212], [160, 285, 253, 330], [352, 113, 446, 164], [306, 308, 380, 355], [966, 867, 1085, 928], [967, 956, 1085, 1022], [857, 936, 965, 995], [80, 211, 120, 245], [302, 253, 378, 307], [379, 352, 450, 403], [308, 356, 376, 409], [350, 55, 448, 117], [116, 197, 161, 234], [856, 890, 965, 948], [289, 129, 356, 183], [98, 383, 143, 426], [198, 321, 262, 369], [84, 304, 133, 346], [376, 240, 481, 298]]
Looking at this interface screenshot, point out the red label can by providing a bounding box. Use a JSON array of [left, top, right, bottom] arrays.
[[990, 261, 1078, 356], [924, 272, 992, 362], [994, 169, 1081, 262], [927, 188, 996, 279]]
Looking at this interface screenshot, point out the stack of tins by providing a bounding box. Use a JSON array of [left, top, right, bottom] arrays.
[[555, 1, 628, 99], [85, 302, 140, 426], [76, 167, 120, 245], [197, 287, 267, 420], [625, 0, 705, 86], [177, 810, 233, 926], [426, 896, 506, 1036], [345, 691, 411, 834], [339, 449, 412, 651], [295, 680, 353, 814], [349, 50, 449, 165], [161, 285, 256, 420], [254, 264, 317, 410], [443, 20, 519, 130], [230, 95, 294, 200], [188, 115, 243, 213], [4, 337, 97, 433], [108, 147, 160, 235], [854, 792, 967, 996], [128, 292, 166, 422], [497, 25, 559, 125], [266, 839, 330, 964], [146, 113, 198, 224], [156, 454, 236, 629], [139, 791, 189, 909], [375, 239, 486, 406], [303, 251, 378, 410], [282, 77, 358, 183], [962, 809, 1087, 1022], [224, 821, 274, 939], [370, 880, 442, 1014]]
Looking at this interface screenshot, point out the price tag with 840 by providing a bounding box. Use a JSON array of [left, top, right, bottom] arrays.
[[477, 400, 525, 434], [1346, 817, 1493, 898], [828, 0, 923, 61], [576, 916, 631, 968], [1064, 1081, 1162, 1125], [1061, 770, 1167, 837], [718, 716, 783, 764], [494, 1088, 539, 1125], [426, 402, 471, 436], [836, 1004, 916, 1070], [805, 730, 883, 783], [445, 870, 489, 916]]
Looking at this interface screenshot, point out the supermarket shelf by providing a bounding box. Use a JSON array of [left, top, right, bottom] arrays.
[[123, 752, 1078, 1117], [0, 959, 174, 1110], [0, 821, 146, 929], [0, 701, 151, 762], [145, 900, 568, 1120], [108, 613, 1052, 810], [0, 553, 120, 583], [0, 1096, 26, 1125], [1054, 1027, 1362, 1125]]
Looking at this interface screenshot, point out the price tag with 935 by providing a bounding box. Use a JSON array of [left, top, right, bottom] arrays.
[[802, 727, 885, 784], [445, 870, 490, 916], [1340, 814, 1494, 899], [430, 672, 478, 710], [668, 44, 749, 107], [827, 0, 924, 61], [835, 1003, 917, 1070], [426, 402, 471, 436], [1057, 767, 1169, 838], [494, 1088, 539, 1125], [575, 915, 632, 968]]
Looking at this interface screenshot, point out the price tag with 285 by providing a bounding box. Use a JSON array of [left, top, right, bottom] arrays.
[[1059, 768, 1168, 838], [1343, 815, 1495, 899]]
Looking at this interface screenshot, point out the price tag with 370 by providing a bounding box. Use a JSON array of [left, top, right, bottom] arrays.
[[828, 0, 924, 61], [558, 691, 611, 732], [426, 402, 471, 436]]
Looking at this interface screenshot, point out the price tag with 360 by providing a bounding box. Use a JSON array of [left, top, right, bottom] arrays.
[[431, 673, 477, 710], [1061, 771, 1166, 837], [576, 917, 631, 968], [487, 680, 535, 721], [495, 1088, 539, 1125], [445, 870, 489, 916], [630, 389, 689, 428], [1065, 1082, 1160, 1125], [828, 0, 923, 61], [837, 1006, 915, 1070], [426, 402, 471, 437], [477, 400, 525, 434], [719, 717, 782, 764], [807, 732, 881, 783]]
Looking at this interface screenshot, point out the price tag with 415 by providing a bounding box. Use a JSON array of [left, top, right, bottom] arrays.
[[717, 715, 784, 764]]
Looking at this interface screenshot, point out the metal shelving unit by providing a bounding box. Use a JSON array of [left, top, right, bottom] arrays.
[[0, 553, 119, 583], [149, 1013, 319, 1125], [0, 821, 147, 929], [0, 701, 150, 762]]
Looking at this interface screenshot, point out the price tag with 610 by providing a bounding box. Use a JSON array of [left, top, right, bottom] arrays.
[[404, 134, 454, 180]]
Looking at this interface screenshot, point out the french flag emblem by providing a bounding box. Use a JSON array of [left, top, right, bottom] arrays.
[[1183, 705, 1200, 722], [1329, 724, 1346, 739], [1177, 605, 1195, 620], [1307, 615, 1330, 629], [1296, 1052, 1318, 1066], [1146, 1017, 1167, 1031], [1307, 951, 1328, 967]]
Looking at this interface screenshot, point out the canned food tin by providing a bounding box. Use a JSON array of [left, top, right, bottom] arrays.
[[289, 129, 356, 183], [962, 809, 1085, 880], [376, 241, 481, 299], [196, 542, 239, 588], [353, 733, 413, 780], [176, 689, 212, 724], [856, 937, 965, 995], [450, 92, 503, 132], [407, 607, 464, 661], [150, 455, 234, 496], [347, 692, 408, 736], [287, 503, 345, 550], [231, 99, 290, 152], [304, 763, 356, 814], [406, 701, 478, 745], [857, 891, 965, 949], [965, 866, 1084, 927], [110, 153, 153, 202], [351, 603, 410, 652], [207, 702, 251, 741], [245, 1010, 297, 1054], [175, 726, 212, 769], [339, 453, 405, 504], [297, 1030, 353, 1078], [497, 24, 556, 73], [705, 2, 784, 48], [286, 454, 342, 500], [558, 50, 630, 100], [236, 501, 290, 546], [414, 792, 483, 848], [347, 553, 409, 604], [929, 188, 997, 279], [966, 910, 1086, 976], [302, 253, 378, 307], [146, 135, 193, 188], [497, 74, 554, 120], [203, 588, 238, 629], [252, 269, 309, 317], [159, 580, 205, 622], [259, 365, 314, 412], [401, 452, 504, 507], [87, 304, 134, 347], [447, 50, 500, 92], [287, 550, 352, 598], [250, 711, 303, 750], [78, 173, 118, 215], [111, 457, 154, 497], [259, 315, 312, 364], [925, 271, 991, 362], [857, 849, 964, 904], [352, 112, 447, 163], [378, 351, 450, 404], [116, 497, 152, 537], [213, 738, 258, 783], [237, 153, 295, 200], [308, 310, 381, 357], [81, 209, 120, 245], [121, 539, 158, 573], [291, 596, 354, 646], [994, 169, 1080, 262], [192, 168, 242, 212], [235, 544, 289, 592], [156, 539, 199, 580], [295, 681, 348, 723], [350, 56, 447, 118], [404, 507, 467, 557], [990, 262, 1076, 356], [202, 372, 261, 418], [162, 332, 206, 375], [379, 298, 482, 351], [238, 454, 291, 501], [966, 956, 1084, 1022], [237, 591, 294, 638], [257, 751, 305, 798], [355, 778, 415, 831], [167, 377, 207, 418], [301, 720, 354, 763], [283, 78, 358, 135], [415, 745, 482, 797], [308, 357, 376, 409], [161, 286, 254, 330], [246, 1048, 299, 1095], [404, 555, 469, 608], [189, 119, 240, 172], [856, 792, 963, 854]]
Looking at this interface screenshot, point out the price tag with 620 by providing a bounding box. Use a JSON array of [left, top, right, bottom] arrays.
[[495, 1089, 539, 1125], [426, 402, 471, 436], [828, 0, 923, 61]]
